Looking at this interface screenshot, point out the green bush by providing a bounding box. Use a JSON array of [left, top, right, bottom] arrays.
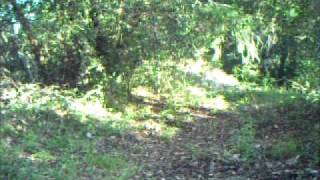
[[291, 59, 320, 103]]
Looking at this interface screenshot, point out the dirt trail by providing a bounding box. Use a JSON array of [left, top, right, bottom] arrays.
[[120, 100, 246, 179]]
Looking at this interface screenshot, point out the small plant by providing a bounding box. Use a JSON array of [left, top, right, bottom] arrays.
[[237, 119, 257, 160], [87, 153, 127, 170], [270, 138, 300, 159], [160, 126, 179, 141], [32, 151, 56, 162], [23, 132, 40, 153], [185, 143, 202, 159], [0, 124, 16, 136], [185, 143, 211, 159], [86, 152, 137, 179]]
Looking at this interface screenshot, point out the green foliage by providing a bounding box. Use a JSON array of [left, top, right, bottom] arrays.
[[160, 126, 179, 141], [233, 64, 260, 82], [0, 84, 137, 179], [23, 132, 40, 153], [1, 0, 319, 102], [1, 0, 320, 178], [291, 59, 320, 103], [87, 153, 128, 170], [185, 143, 211, 160], [270, 139, 300, 159], [222, 84, 319, 170], [185, 143, 202, 159], [237, 119, 257, 160]]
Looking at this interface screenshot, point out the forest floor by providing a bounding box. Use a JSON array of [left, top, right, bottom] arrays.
[[1, 77, 319, 179], [122, 97, 246, 179], [112, 93, 318, 180]]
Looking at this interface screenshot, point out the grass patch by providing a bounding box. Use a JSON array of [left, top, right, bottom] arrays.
[[237, 119, 257, 160], [0, 84, 137, 179], [270, 138, 300, 159], [87, 153, 128, 170], [86, 152, 138, 180], [221, 85, 319, 169], [160, 126, 179, 141]]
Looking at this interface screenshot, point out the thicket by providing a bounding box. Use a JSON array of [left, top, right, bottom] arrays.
[[1, 0, 319, 104]]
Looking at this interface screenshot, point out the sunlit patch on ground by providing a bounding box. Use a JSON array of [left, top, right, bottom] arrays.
[[1, 67, 318, 179], [18, 151, 56, 162], [179, 58, 209, 75], [210, 95, 230, 110], [204, 69, 240, 88], [186, 59, 207, 74], [131, 119, 180, 141], [177, 58, 240, 89], [132, 86, 156, 98], [187, 86, 207, 98], [70, 100, 114, 120], [160, 126, 179, 141]]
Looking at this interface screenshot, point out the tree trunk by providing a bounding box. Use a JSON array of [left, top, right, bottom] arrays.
[[10, 0, 44, 81], [278, 35, 289, 85]]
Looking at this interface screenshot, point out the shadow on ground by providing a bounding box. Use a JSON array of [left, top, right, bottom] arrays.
[[0, 95, 136, 180], [1, 84, 319, 179]]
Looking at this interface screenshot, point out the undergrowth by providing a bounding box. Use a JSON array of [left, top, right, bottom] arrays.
[[0, 84, 137, 179], [1, 58, 319, 179]]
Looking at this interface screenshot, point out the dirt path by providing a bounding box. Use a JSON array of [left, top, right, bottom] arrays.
[[93, 94, 320, 179], [119, 101, 246, 179]]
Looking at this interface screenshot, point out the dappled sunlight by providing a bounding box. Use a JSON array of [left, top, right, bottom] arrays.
[[18, 151, 56, 163], [132, 86, 156, 99], [210, 36, 224, 61], [124, 103, 139, 115], [160, 125, 179, 140], [189, 60, 204, 74], [180, 58, 208, 75], [208, 95, 230, 111], [204, 69, 240, 88], [0, 83, 139, 179], [187, 48, 210, 74], [0, 87, 18, 101], [187, 86, 207, 98], [1, 0, 319, 178], [70, 100, 114, 120], [234, 23, 260, 64], [3, 83, 123, 122], [176, 58, 240, 90], [139, 120, 161, 134], [18, 153, 37, 162], [131, 119, 180, 140], [194, 47, 207, 58]]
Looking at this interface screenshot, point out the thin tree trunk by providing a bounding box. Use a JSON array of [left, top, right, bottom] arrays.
[[278, 15, 289, 86], [10, 0, 44, 81], [278, 36, 288, 85]]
